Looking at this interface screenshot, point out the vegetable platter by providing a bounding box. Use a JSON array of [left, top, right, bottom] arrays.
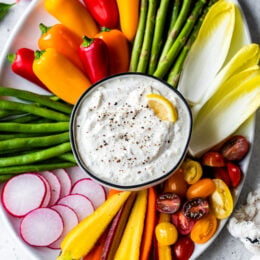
[[0, 0, 258, 259]]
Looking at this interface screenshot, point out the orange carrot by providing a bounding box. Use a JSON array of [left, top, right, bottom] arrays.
[[140, 187, 157, 260]]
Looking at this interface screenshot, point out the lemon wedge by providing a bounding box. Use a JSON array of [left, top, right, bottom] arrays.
[[146, 93, 178, 122]]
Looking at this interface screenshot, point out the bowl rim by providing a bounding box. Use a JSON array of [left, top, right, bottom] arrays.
[[70, 72, 193, 190]]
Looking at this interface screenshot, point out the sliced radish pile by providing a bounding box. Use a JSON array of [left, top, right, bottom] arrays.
[[49, 204, 79, 249], [71, 178, 106, 209], [1, 173, 46, 217], [52, 169, 72, 198], [20, 208, 64, 247], [1, 167, 107, 249], [40, 171, 61, 206], [57, 194, 94, 221]]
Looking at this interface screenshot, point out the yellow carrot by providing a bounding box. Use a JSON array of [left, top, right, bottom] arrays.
[[114, 189, 147, 260]]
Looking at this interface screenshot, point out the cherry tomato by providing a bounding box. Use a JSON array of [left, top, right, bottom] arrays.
[[182, 159, 203, 184], [164, 168, 188, 197], [173, 236, 195, 260], [186, 178, 216, 200], [202, 152, 225, 167], [171, 211, 196, 235], [209, 178, 233, 219], [190, 212, 218, 244], [213, 167, 231, 187], [221, 135, 249, 161], [156, 192, 181, 214], [155, 222, 178, 246], [183, 198, 209, 220], [227, 162, 242, 188]]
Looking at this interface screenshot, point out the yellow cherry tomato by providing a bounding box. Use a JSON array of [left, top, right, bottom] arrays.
[[182, 159, 203, 184], [209, 178, 234, 219], [155, 222, 178, 246]]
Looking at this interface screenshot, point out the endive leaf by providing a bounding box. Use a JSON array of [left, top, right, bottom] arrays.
[[178, 0, 235, 105], [189, 68, 260, 157], [192, 44, 260, 118]]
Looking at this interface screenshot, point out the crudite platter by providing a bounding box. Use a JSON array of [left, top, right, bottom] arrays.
[[0, 0, 258, 259]]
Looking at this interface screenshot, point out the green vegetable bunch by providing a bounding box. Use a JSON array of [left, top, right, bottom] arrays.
[[0, 87, 77, 181], [130, 0, 218, 87]]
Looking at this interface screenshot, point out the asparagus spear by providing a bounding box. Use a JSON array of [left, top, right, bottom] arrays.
[[157, 0, 192, 66], [167, 0, 218, 87], [129, 0, 149, 72], [136, 0, 158, 73], [148, 0, 171, 74], [167, 0, 182, 34], [153, 0, 207, 79]]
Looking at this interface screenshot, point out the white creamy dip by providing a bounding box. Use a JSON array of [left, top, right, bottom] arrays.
[[73, 74, 191, 187]]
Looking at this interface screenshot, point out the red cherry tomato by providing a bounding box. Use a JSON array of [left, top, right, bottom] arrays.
[[202, 152, 225, 167], [221, 135, 249, 161], [156, 192, 181, 214], [183, 198, 210, 220], [227, 162, 242, 188], [173, 236, 195, 260], [213, 167, 231, 187], [171, 211, 196, 235]]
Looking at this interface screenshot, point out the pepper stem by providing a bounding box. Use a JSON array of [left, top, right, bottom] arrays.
[[81, 36, 94, 47], [39, 23, 51, 35], [100, 27, 111, 32], [34, 50, 46, 60], [7, 53, 16, 63]]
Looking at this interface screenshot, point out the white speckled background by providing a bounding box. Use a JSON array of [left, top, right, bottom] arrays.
[[0, 0, 259, 259]]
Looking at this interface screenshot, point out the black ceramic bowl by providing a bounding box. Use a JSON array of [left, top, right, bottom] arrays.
[[70, 73, 192, 191]]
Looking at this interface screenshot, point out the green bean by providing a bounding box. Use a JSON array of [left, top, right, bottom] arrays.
[[0, 161, 76, 176], [0, 133, 43, 140], [0, 132, 69, 150], [9, 114, 40, 123], [0, 110, 23, 118], [0, 142, 72, 167], [0, 87, 73, 114], [0, 122, 69, 133], [0, 175, 14, 182], [0, 100, 70, 122], [58, 153, 77, 163]]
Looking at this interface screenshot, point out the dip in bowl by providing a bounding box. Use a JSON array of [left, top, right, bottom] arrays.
[[70, 73, 192, 190]]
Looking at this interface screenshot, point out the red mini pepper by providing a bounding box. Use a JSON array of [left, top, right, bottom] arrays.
[[83, 0, 119, 28], [79, 36, 109, 83], [7, 48, 48, 90]]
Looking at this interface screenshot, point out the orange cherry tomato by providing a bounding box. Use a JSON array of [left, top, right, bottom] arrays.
[[190, 212, 218, 244], [164, 169, 188, 197], [182, 159, 203, 184], [209, 178, 233, 219], [186, 178, 216, 200]]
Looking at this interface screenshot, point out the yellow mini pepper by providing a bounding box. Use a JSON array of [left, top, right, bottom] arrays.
[[33, 48, 91, 104], [44, 0, 99, 38]]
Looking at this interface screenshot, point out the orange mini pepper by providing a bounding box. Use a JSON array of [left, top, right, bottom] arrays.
[[44, 0, 99, 38], [33, 48, 91, 105], [95, 28, 130, 75], [38, 23, 84, 72]]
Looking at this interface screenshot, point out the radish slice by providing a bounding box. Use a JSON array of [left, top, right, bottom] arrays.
[[1, 173, 46, 217], [49, 204, 79, 249], [65, 166, 88, 185], [38, 175, 51, 207], [40, 171, 61, 206], [71, 178, 106, 209], [52, 169, 72, 197], [57, 194, 94, 221], [20, 208, 63, 247]]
